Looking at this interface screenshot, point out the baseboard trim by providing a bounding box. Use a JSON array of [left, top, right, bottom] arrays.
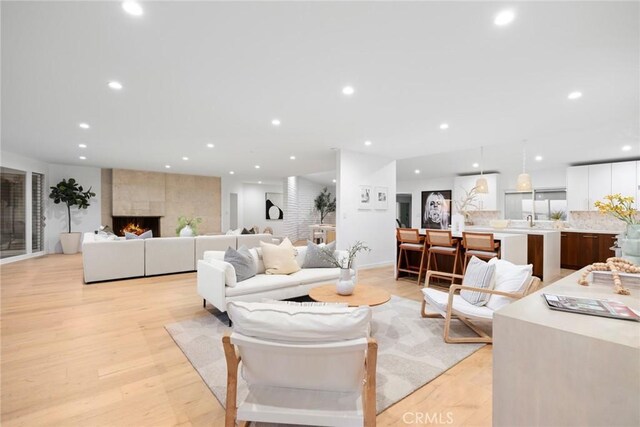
[[357, 261, 395, 270]]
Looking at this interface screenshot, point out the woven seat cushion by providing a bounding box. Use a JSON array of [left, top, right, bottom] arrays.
[[429, 246, 456, 253], [400, 243, 424, 250]]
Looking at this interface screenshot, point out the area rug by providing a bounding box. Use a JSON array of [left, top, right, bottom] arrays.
[[165, 295, 485, 416]]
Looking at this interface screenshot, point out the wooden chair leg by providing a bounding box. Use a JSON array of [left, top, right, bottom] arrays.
[[421, 298, 442, 318], [396, 247, 404, 279], [363, 339, 378, 427], [463, 253, 470, 274], [451, 248, 459, 284], [426, 250, 432, 273], [223, 335, 240, 427], [417, 248, 427, 285]]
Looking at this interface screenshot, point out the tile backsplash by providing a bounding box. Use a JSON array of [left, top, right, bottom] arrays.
[[567, 211, 635, 232]]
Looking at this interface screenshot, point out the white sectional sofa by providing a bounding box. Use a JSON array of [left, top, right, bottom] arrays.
[[82, 232, 277, 283], [197, 245, 355, 313]]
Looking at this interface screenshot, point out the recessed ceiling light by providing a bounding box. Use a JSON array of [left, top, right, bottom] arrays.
[[79, 123, 90, 129], [622, 145, 632, 152], [206, 143, 214, 148], [332, 179, 337, 183], [289, 155, 296, 160], [567, 91, 582, 100], [78, 144, 87, 148], [79, 156, 87, 160], [122, 1, 143, 16], [439, 123, 449, 130], [414, 169, 421, 174], [108, 81, 123, 90], [342, 86, 355, 96], [472, 163, 479, 168], [271, 119, 281, 126], [255, 165, 260, 169], [229, 171, 235, 175], [165, 165, 171, 169], [182, 156, 189, 161], [258, 181, 262, 184], [364, 140, 372, 146], [535, 155, 543, 161], [494, 10, 515, 26]]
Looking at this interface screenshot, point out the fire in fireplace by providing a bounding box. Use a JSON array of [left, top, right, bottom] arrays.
[[112, 216, 161, 237]]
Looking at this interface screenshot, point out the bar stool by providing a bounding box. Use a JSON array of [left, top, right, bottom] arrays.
[[462, 232, 501, 272], [425, 230, 461, 284], [396, 228, 428, 284]]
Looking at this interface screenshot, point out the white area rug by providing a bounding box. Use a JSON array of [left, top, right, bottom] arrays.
[[165, 295, 484, 420]]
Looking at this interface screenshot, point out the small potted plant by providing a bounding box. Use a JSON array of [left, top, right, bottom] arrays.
[[176, 216, 202, 237], [550, 210, 566, 229], [321, 241, 371, 295], [49, 178, 96, 254], [594, 194, 639, 264], [314, 187, 336, 225]]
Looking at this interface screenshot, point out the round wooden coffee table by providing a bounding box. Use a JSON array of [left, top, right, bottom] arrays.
[[309, 284, 391, 307]]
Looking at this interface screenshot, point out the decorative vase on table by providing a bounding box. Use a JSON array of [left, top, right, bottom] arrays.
[[621, 224, 640, 265], [179, 225, 194, 237], [336, 268, 355, 296]]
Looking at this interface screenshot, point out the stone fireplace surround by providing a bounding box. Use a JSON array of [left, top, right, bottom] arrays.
[[101, 168, 221, 237]]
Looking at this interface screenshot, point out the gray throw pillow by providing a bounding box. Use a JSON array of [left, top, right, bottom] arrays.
[[224, 245, 257, 282], [460, 256, 496, 306], [302, 241, 337, 268], [124, 230, 153, 240]]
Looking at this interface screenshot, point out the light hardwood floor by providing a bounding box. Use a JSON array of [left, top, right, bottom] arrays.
[[2, 254, 495, 426]]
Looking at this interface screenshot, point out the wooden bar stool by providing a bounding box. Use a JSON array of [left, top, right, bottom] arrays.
[[396, 228, 428, 284], [462, 232, 501, 272], [425, 230, 461, 284]]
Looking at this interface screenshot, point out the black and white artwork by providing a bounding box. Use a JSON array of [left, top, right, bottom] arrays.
[[359, 186, 372, 210], [421, 190, 452, 229], [374, 186, 388, 210], [265, 192, 283, 220]]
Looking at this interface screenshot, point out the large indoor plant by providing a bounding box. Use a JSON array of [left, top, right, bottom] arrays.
[[49, 178, 96, 254], [314, 187, 336, 225], [594, 194, 639, 264]]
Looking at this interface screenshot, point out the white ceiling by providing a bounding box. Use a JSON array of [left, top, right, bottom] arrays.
[[2, 1, 638, 182]]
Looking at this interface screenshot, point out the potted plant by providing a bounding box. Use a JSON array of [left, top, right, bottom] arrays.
[[176, 216, 202, 237], [49, 178, 96, 254], [550, 210, 566, 229], [321, 241, 371, 295], [594, 194, 639, 264], [314, 187, 336, 225]]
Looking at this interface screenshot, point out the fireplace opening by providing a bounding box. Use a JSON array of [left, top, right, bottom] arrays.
[[112, 216, 161, 237]]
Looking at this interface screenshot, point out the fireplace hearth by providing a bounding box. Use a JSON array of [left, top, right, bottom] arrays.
[[112, 216, 161, 237]]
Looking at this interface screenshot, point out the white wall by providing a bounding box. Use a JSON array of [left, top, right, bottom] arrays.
[[46, 164, 102, 253], [284, 176, 336, 242], [397, 177, 454, 228], [242, 183, 285, 236], [337, 150, 396, 268]]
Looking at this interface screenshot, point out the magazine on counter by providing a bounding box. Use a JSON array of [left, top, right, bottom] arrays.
[[542, 294, 640, 322]]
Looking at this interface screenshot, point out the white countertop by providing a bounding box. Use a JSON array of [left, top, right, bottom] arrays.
[[465, 226, 560, 236], [497, 269, 640, 349]]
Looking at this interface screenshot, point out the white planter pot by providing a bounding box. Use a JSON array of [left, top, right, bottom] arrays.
[[336, 268, 355, 296], [179, 225, 194, 237], [60, 232, 82, 254]]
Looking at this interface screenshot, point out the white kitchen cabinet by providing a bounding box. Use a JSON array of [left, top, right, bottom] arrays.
[[587, 164, 612, 210], [612, 161, 637, 201], [566, 166, 589, 211], [637, 161, 640, 210]]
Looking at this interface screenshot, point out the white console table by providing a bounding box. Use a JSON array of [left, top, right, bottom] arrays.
[[493, 269, 640, 426]]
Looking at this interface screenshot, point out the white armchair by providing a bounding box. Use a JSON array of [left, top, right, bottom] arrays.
[[223, 301, 377, 427], [421, 270, 541, 343]]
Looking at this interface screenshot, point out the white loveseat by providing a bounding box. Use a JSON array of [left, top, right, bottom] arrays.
[[82, 232, 277, 283], [197, 245, 355, 313]]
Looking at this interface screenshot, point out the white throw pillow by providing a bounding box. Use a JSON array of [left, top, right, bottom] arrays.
[[227, 301, 371, 342], [460, 256, 496, 306], [485, 258, 533, 311], [248, 248, 266, 274], [260, 238, 301, 275]]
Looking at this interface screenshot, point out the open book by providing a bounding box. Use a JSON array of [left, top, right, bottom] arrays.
[[543, 294, 640, 322]]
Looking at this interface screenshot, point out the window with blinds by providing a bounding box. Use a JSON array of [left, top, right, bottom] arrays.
[[32, 172, 45, 252], [1, 167, 27, 259]]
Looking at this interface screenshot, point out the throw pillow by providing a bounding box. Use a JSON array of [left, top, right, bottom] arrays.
[[248, 248, 266, 274], [260, 237, 301, 275], [460, 256, 496, 306], [224, 246, 257, 282], [303, 241, 337, 268], [124, 230, 153, 240], [485, 258, 533, 311]]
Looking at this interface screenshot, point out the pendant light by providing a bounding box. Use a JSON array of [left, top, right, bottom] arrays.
[[475, 146, 489, 193], [516, 142, 532, 191]]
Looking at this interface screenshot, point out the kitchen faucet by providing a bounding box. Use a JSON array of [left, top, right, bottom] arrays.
[[526, 214, 534, 227]]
